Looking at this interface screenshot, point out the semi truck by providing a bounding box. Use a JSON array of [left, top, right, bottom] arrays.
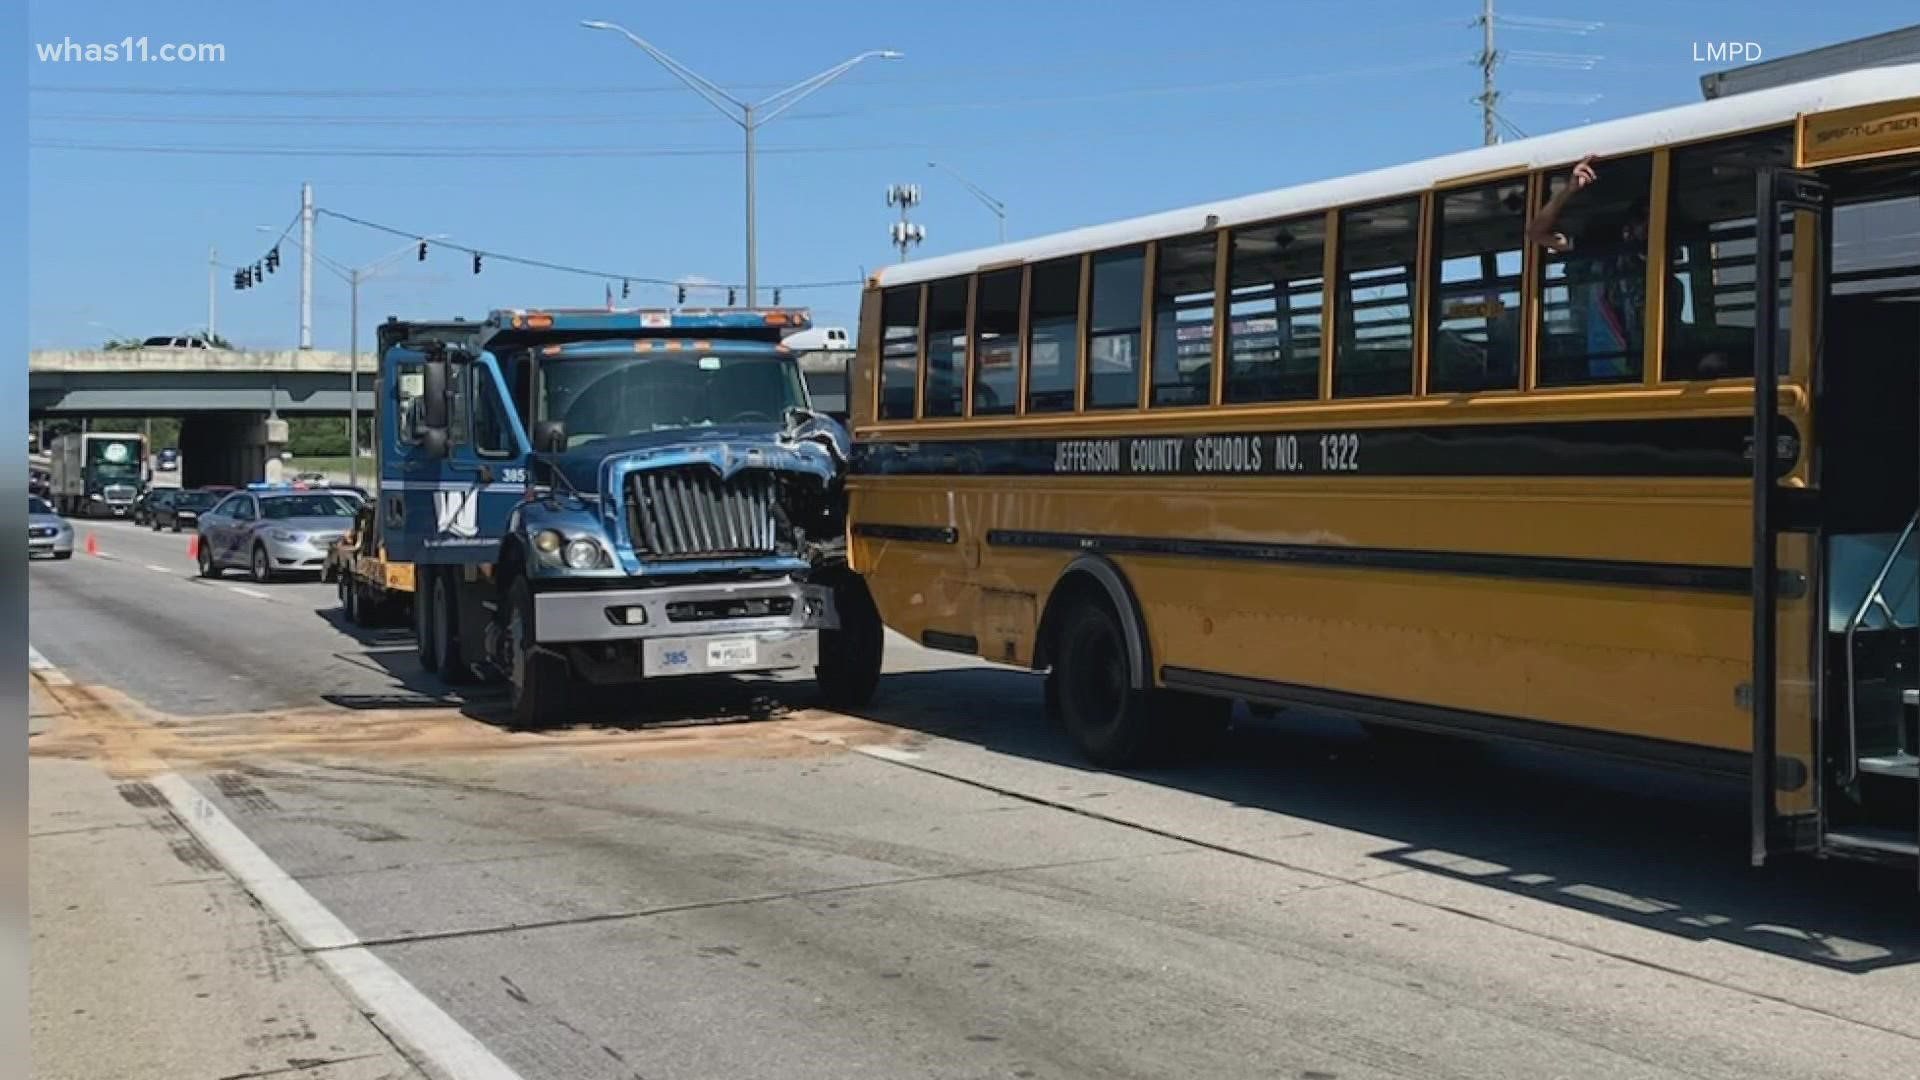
[[335, 307, 884, 727], [49, 431, 147, 518]]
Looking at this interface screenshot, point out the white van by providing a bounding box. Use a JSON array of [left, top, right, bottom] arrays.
[[781, 326, 851, 351]]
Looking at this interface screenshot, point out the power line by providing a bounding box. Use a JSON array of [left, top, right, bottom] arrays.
[[312, 207, 859, 292], [30, 58, 1463, 132]]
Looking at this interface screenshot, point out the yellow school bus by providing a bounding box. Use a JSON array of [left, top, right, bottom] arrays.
[[847, 65, 1920, 874]]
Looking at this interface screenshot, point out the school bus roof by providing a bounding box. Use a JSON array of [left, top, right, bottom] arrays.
[[874, 62, 1920, 290]]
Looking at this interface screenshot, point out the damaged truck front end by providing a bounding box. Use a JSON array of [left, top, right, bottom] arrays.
[[386, 309, 881, 729]]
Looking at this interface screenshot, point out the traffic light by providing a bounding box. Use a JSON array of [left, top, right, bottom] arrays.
[[772, 288, 782, 305], [676, 285, 686, 304], [265, 247, 279, 272], [621, 279, 630, 299], [472, 253, 482, 274], [417, 240, 427, 261], [727, 287, 736, 306], [233, 269, 245, 291], [254, 261, 264, 280]]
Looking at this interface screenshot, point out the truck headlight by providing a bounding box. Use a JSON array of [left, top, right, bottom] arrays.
[[88, 494, 103, 502], [563, 537, 606, 569], [533, 529, 564, 555]]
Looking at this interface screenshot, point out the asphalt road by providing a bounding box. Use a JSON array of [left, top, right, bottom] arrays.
[[28, 518, 1920, 1080]]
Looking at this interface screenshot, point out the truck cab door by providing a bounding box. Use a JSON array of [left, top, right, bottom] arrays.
[[383, 348, 529, 565]]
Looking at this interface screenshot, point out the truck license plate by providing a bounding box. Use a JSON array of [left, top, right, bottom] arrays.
[[706, 638, 758, 669]]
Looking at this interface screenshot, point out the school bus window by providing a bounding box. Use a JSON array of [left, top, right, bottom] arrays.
[[878, 285, 921, 420], [1224, 215, 1324, 404], [924, 277, 969, 417], [972, 268, 1021, 415], [1150, 233, 1218, 407], [1333, 198, 1419, 398], [1430, 180, 1525, 393], [1535, 153, 1652, 387], [1087, 246, 1146, 410], [1663, 130, 1796, 380], [1025, 257, 1080, 414]]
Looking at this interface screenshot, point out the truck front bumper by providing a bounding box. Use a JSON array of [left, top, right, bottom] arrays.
[[534, 577, 836, 678], [534, 577, 836, 645]]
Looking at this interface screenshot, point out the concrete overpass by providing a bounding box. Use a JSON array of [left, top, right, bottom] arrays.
[[30, 347, 852, 416], [29, 348, 373, 417], [29, 346, 853, 486]]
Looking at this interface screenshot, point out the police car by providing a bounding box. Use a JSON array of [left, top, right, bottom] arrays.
[[195, 482, 361, 583]]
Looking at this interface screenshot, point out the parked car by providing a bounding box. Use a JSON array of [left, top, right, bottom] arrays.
[[139, 335, 215, 350], [196, 487, 359, 582], [27, 496, 74, 560], [153, 488, 221, 533]]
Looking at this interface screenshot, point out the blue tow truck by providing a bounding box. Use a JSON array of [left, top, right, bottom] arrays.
[[336, 307, 883, 726]]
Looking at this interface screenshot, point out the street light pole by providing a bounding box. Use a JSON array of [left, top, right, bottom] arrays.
[[580, 20, 900, 306], [207, 244, 218, 338], [927, 161, 1007, 243], [744, 103, 756, 306], [349, 267, 360, 485]]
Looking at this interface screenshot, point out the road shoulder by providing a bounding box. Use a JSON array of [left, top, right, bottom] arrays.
[[29, 672, 423, 1080]]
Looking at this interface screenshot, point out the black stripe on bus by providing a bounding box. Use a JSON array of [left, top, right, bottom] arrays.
[[1160, 667, 1751, 779], [853, 414, 1799, 479], [854, 522, 959, 545], [985, 528, 1789, 596]]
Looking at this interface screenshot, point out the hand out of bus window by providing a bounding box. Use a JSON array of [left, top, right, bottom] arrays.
[[1527, 153, 1599, 253]]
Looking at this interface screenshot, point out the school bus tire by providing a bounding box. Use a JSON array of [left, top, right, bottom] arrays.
[[1046, 595, 1168, 768]]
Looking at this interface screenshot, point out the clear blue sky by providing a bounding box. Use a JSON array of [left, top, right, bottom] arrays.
[[25, 0, 1913, 350]]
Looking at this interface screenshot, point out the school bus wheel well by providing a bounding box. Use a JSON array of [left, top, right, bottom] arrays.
[[1034, 556, 1154, 691]]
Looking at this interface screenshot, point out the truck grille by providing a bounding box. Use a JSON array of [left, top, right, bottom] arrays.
[[627, 467, 777, 559], [104, 484, 135, 502]]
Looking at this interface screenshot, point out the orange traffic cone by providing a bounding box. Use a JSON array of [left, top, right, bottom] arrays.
[[85, 532, 99, 557], [187, 533, 199, 560]]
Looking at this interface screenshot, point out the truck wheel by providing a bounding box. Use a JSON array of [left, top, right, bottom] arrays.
[[1044, 595, 1166, 769], [430, 569, 473, 685], [815, 570, 883, 709], [504, 577, 567, 730], [414, 572, 439, 673]]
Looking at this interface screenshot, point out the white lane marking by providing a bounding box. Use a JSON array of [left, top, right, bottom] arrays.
[[27, 645, 72, 686], [228, 586, 272, 600], [145, 564, 173, 574], [151, 771, 529, 1080], [858, 745, 924, 763]]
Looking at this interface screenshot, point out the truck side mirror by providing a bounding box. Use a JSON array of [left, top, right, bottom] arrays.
[[420, 358, 450, 430], [419, 358, 451, 458], [531, 420, 568, 454]]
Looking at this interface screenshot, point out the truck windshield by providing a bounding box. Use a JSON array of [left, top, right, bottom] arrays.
[[540, 352, 806, 449]]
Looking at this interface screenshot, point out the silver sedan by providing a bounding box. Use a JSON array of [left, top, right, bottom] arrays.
[[196, 489, 358, 583], [27, 495, 75, 560]]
